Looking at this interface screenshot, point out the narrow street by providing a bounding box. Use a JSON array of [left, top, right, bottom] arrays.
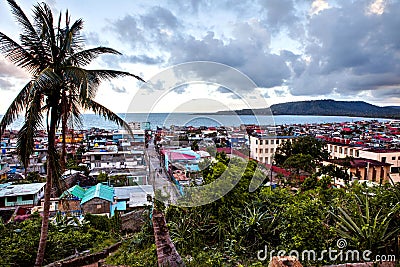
[[145, 139, 180, 205]]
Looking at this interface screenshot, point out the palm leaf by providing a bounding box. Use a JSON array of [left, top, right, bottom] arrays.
[[6, 0, 49, 67], [84, 99, 132, 135], [87, 69, 145, 83], [0, 32, 40, 74], [16, 91, 43, 169], [68, 47, 122, 67], [32, 2, 57, 62], [0, 81, 32, 134]]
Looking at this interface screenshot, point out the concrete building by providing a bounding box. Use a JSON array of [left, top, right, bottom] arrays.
[[0, 161, 9, 181], [359, 149, 400, 183], [0, 182, 45, 208], [326, 143, 361, 159], [326, 143, 400, 183], [249, 135, 297, 164], [328, 158, 391, 184]]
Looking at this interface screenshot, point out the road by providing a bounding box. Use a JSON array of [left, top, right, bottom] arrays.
[[145, 139, 180, 205]]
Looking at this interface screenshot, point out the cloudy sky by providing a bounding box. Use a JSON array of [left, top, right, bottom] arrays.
[[0, 0, 400, 113]]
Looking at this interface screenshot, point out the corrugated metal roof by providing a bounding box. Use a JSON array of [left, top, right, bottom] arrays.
[[0, 183, 46, 197], [81, 183, 114, 204], [60, 185, 85, 199]]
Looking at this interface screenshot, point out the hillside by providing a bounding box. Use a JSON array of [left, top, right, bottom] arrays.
[[215, 100, 400, 118]]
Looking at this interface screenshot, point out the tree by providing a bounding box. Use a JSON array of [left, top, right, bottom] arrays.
[[0, 1, 143, 265], [283, 153, 316, 184], [274, 136, 329, 166]]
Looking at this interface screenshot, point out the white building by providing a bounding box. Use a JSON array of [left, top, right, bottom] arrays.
[[326, 143, 361, 159], [249, 135, 297, 164], [326, 143, 400, 183]]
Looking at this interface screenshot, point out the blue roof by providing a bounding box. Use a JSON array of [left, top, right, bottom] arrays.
[[185, 164, 200, 172], [80, 183, 114, 204], [60, 185, 85, 199]]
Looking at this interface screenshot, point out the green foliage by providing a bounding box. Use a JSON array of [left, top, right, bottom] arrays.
[[0, 213, 116, 266], [106, 211, 156, 266], [26, 171, 42, 183], [274, 136, 329, 166], [162, 156, 400, 266], [84, 213, 111, 232], [97, 171, 109, 183], [331, 194, 400, 252]]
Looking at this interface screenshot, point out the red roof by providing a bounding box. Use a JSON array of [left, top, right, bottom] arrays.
[[166, 151, 197, 161]]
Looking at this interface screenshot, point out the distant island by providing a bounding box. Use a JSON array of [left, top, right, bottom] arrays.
[[200, 99, 400, 119]]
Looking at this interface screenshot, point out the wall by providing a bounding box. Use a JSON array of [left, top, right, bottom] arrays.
[[82, 198, 110, 215]]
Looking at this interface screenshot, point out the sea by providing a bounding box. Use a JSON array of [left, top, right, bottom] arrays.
[[0, 113, 392, 130]]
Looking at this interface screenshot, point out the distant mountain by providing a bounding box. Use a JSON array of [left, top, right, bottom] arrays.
[[213, 100, 400, 118]]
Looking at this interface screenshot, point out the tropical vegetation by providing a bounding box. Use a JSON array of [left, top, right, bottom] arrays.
[[108, 152, 400, 266]]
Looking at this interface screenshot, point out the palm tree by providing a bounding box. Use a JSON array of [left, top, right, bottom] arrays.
[[0, 1, 144, 266]]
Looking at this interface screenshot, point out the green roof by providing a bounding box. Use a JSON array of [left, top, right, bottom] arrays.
[[81, 183, 114, 205], [60, 185, 86, 199]]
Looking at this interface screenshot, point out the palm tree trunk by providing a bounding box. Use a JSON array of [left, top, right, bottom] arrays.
[[35, 107, 57, 267], [60, 92, 67, 172], [61, 114, 67, 172]]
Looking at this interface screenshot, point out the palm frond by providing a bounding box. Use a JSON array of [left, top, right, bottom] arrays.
[[62, 66, 88, 98], [16, 92, 43, 169], [32, 67, 62, 94], [67, 18, 84, 52], [88, 69, 145, 84], [68, 47, 122, 67], [84, 99, 132, 135], [0, 32, 40, 73], [32, 2, 56, 62], [0, 81, 32, 134], [5, 0, 48, 64]]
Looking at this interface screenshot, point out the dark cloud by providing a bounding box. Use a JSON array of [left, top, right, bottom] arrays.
[[140, 6, 179, 30], [112, 15, 143, 48], [287, 0, 400, 97], [0, 78, 13, 90], [173, 84, 189, 94], [123, 54, 164, 65], [83, 32, 109, 46], [0, 58, 28, 79], [110, 84, 126, 93], [107, 0, 400, 101], [259, 0, 297, 29], [216, 86, 232, 94]]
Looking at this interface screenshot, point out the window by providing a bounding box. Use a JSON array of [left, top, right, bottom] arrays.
[[259, 157, 263, 162], [265, 140, 269, 145], [271, 140, 274, 145], [392, 157, 396, 161], [22, 195, 33, 201], [256, 140, 258, 145], [270, 148, 274, 153], [382, 157, 386, 163], [94, 155, 101, 161], [7, 196, 17, 202], [398, 156, 400, 160], [391, 167, 400, 173], [259, 140, 263, 145], [276, 140, 279, 144]]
